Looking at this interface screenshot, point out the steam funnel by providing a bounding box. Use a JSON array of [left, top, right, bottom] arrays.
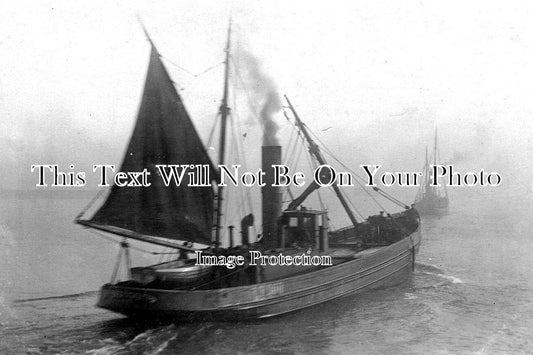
[[261, 146, 282, 249]]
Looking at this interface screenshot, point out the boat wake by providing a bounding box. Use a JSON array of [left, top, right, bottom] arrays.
[[82, 324, 177, 354], [12, 290, 99, 304], [86, 322, 215, 355], [415, 263, 464, 285]]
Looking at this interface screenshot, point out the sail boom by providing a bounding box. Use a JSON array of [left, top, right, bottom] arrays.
[[76, 219, 210, 253]]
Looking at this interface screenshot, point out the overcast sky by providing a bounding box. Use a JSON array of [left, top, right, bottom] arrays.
[[1, 0, 532, 195]]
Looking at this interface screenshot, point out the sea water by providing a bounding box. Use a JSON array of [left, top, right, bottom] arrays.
[[1, 186, 532, 354]]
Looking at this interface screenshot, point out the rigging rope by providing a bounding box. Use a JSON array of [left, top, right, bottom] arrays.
[[282, 119, 306, 203], [160, 55, 224, 103], [76, 187, 107, 220], [224, 118, 239, 232], [229, 110, 255, 217], [321, 147, 388, 213], [207, 113, 220, 149], [284, 109, 366, 220], [283, 119, 296, 162], [285, 137, 305, 202], [281, 107, 418, 216], [305, 127, 392, 212], [303, 143, 326, 210], [340, 188, 366, 220], [161, 55, 224, 78], [372, 187, 410, 209]]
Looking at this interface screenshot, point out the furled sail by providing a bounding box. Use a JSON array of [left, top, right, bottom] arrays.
[[79, 46, 217, 245]]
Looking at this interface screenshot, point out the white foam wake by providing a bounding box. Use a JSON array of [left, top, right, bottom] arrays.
[[416, 263, 464, 284]]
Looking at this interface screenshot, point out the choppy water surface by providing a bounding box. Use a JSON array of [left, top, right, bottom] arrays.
[[1, 187, 533, 354]]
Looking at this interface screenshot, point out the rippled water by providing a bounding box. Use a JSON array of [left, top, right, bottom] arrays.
[[1, 187, 532, 354]]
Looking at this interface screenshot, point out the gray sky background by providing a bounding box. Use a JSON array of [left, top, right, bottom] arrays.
[[1, 0, 532, 198]]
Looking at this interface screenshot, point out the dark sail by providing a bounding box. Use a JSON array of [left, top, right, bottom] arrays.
[[85, 46, 217, 245]]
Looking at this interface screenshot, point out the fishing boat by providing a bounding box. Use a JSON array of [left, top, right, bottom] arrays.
[[75, 22, 421, 321], [414, 129, 449, 216]]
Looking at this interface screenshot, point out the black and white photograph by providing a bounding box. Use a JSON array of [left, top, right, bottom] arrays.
[[1, 1, 532, 354]]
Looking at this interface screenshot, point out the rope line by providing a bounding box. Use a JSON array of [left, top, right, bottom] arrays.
[[161, 55, 224, 78]]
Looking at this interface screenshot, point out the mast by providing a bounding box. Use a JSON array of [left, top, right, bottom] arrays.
[[435, 128, 449, 200], [284, 95, 359, 227], [425, 146, 430, 190], [433, 127, 438, 166], [214, 20, 232, 246], [432, 128, 438, 197], [425, 146, 428, 172]]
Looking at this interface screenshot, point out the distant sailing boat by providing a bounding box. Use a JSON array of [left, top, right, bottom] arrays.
[[75, 22, 421, 321], [414, 129, 449, 216]]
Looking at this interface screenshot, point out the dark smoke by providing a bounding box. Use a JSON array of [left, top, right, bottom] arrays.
[[260, 91, 281, 145], [240, 50, 281, 146]]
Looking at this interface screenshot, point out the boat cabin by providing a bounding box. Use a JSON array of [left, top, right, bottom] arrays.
[[278, 209, 329, 252]]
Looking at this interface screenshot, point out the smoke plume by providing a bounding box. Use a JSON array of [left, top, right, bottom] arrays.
[[240, 50, 281, 146]]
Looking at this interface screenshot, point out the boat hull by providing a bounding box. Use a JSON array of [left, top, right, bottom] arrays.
[[414, 194, 449, 216], [97, 229, 421, 321], [414, 201, 449, 216]]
